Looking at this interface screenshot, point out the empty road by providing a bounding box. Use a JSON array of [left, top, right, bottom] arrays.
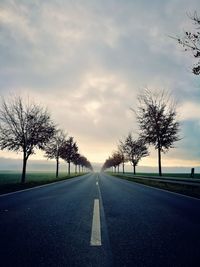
[[0, 173, 200, 267]]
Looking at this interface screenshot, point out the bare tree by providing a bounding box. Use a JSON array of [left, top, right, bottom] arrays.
[[122, 134, 148, 175], [101, 152, 123, 173], [110, 152, 122, 173], [44, 129, 67, 178], [101, 157, 115, 172], [71, 152, 93, 174], [0, 96, 55, 183], [60, 136, 78, 176], [79, 155, 87, 172], [135, 89, 180, 176], [79, 155, 93, 172], [73, 152, 80, 173], [173, 11, 200, 75], [118, 142, 128, 174], [85, 160, 93, 172]]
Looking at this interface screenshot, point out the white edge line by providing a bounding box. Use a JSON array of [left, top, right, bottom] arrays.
[[0, 173, 91, 198], [135, 181, 200, 201], [105, 173, 200, 201], [0, 180, 65, 197]]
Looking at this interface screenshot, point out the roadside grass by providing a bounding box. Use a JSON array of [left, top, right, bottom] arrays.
[[113, 172, 200, 179], [0, 171, 86, 195], [111, 173, 200, 199]]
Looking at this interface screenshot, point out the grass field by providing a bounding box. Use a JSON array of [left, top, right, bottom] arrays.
[[0, 171, 71, 185], [0, 171, 86, 195]]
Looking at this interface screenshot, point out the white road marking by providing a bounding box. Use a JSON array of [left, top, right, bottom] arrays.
[[90, 199, 101, 246], [0, 173, 92, 198], [104, 173, 200, 201], [96, 181, 98, 186]]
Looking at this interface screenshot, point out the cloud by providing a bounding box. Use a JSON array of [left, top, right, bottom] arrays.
[[0, 0, 200, 167], [179, 102, 200, 121]]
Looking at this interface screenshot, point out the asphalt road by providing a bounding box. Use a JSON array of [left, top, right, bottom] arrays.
[[0, 173, 200, 267]]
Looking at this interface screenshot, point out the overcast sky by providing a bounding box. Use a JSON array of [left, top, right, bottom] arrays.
[[0, 0, 200, 170]]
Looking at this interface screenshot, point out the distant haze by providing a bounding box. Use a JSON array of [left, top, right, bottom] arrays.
[[0, 158, 199, 174]]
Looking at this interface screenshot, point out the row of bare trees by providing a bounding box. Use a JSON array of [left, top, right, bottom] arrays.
[[0, 96, 93, 184], [101, 134, 149, 175], [45, 132, 93, 178], [103, 12, 200, 176], [102, 89, 180, 176]]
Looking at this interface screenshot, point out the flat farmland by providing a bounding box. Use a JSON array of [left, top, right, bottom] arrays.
[[0, 171, 68, 185]]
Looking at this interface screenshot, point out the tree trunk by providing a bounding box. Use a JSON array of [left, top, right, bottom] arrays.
[[133, 164, 136, 175], [82, 166, 83, 172], [21, 153, 27, 184], [75, 164, 77, 174], [117, 165, 119, 173], [122, 162, 125, 174], [56, 157, 59, 178], [158, 147, 162, 176], [68, 161, 70, 176], [114, 166, 116, 173]]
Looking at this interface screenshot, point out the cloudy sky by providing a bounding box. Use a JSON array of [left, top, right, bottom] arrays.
[[0, 0, 200, 171]]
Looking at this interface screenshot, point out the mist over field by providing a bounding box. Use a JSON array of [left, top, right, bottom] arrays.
[[0, 157, 199, 174]]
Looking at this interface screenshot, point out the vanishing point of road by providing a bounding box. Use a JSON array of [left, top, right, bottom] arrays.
[[0, 173, 200, 267]]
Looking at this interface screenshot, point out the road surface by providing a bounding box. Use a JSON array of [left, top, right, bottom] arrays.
[[0, 173, 200, 267]]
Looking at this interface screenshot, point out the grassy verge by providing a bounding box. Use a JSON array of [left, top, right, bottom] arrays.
[[110, 172, 200, 179], [111, 173, 200, 199], [0, 172, 86, 195]]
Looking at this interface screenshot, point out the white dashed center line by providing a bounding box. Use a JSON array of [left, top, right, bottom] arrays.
[[90, 199, 101, 246]]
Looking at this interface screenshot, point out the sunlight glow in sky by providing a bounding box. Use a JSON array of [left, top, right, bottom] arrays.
[[0, 0, 200, 170]]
